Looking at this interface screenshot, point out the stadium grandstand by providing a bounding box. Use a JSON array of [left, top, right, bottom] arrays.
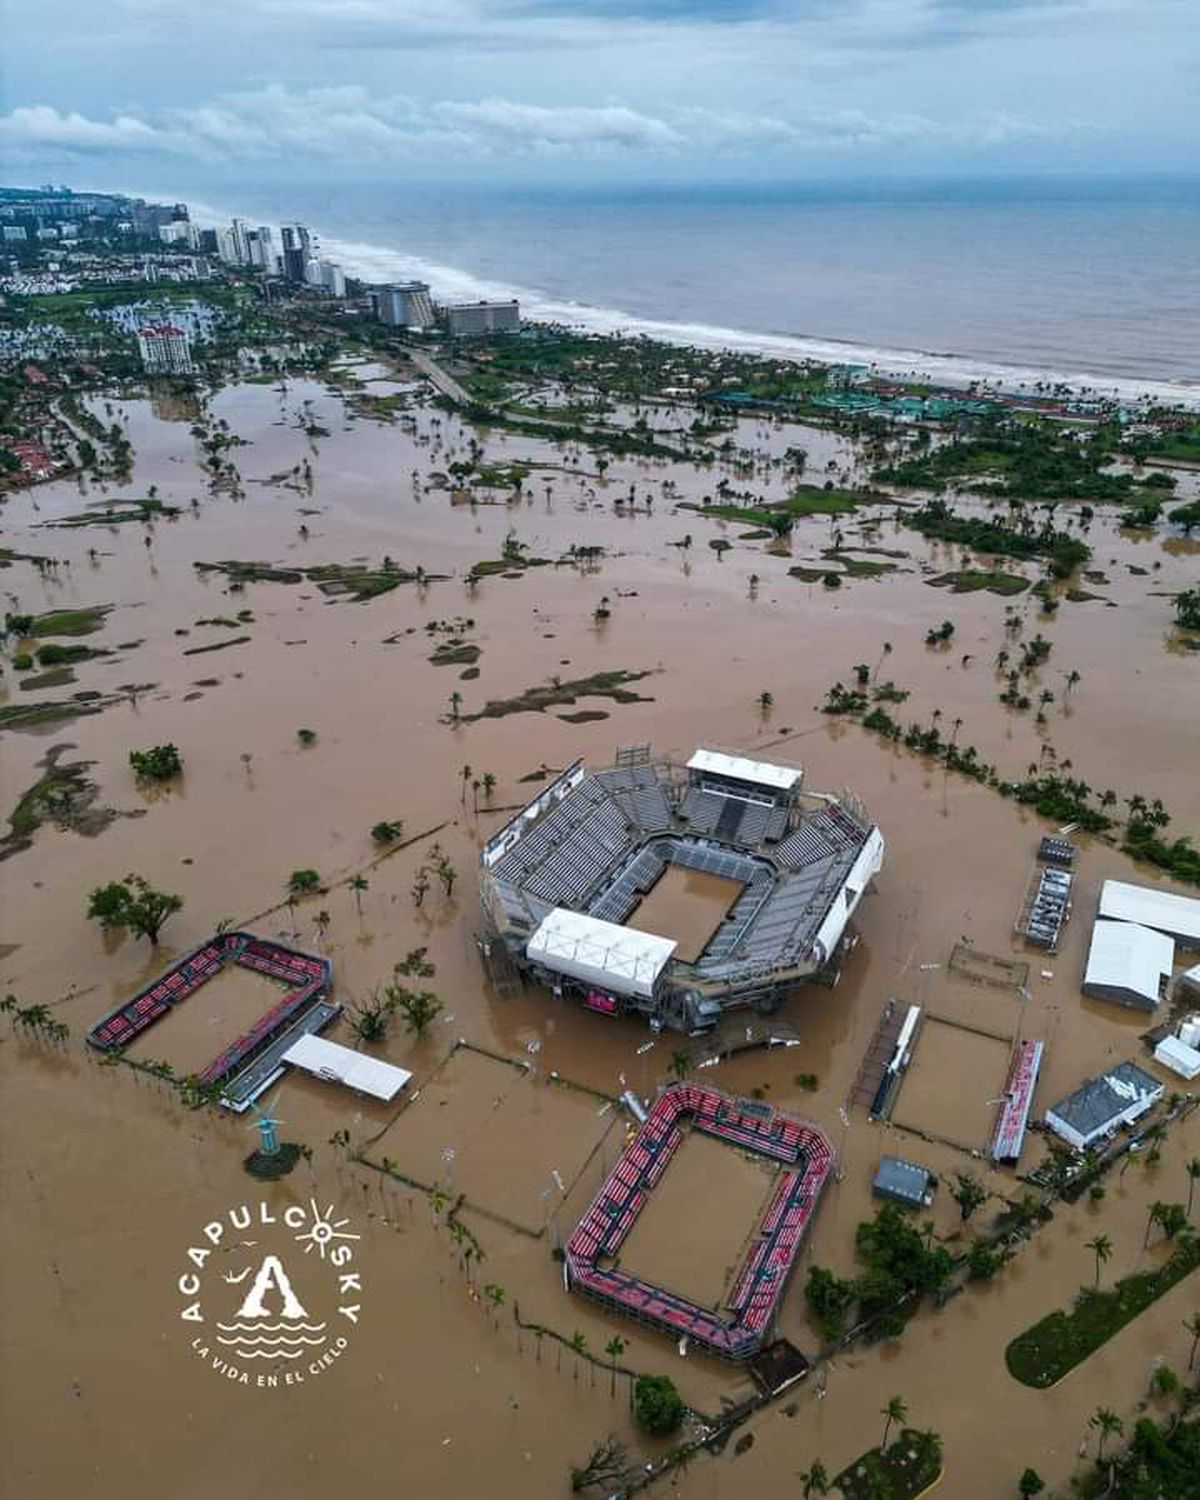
[[564, 1081, 833, 1359], [480, 746, 884, 1032]]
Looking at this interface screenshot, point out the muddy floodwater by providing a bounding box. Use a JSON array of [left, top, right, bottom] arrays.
[[618, 1128, 775, 1309], [126, 964, 293, 1075], [1, 369, 1198, 1500], [626, 866, 744, 961]]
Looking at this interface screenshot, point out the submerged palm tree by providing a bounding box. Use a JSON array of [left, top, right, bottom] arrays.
[[1085, 1233, 1113, 1286], [881, 1395, 908, 1450]]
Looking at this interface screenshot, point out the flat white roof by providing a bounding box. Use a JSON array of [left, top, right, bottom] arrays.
[[1155, 1035, 1200, 1080], [687, 747, 801, 793], [527, 908, 677, 1002], [1099, 880, 1200, 945], [1083, 919, 1174, 1006], [282, 1034, 413, 1101]]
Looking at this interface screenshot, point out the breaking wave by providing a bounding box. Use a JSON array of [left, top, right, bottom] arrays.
[[167, 193, 1200, 412]]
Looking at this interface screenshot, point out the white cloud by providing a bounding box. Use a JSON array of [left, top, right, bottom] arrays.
[[0, 86, 1084, 164]]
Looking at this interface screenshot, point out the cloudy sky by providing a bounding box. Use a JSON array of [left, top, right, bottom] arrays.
[[1, 0, 1195, 187]]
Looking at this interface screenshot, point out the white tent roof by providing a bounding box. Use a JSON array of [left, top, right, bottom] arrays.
[[1098, 880, 1200, 946], [526, 908, 677, 1002], [1083, 919, 1174, 1007], [282, 1034, 412, 1101], [687, 748, 801, 794]]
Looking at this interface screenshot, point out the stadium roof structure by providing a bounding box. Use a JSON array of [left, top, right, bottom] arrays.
[[687, 748, 801, 794], [1098, 880, 1200, 948], [526, 908, 677, 1002], [282, 1034, 412, 1101], [1082, 919, 1174, 1011]]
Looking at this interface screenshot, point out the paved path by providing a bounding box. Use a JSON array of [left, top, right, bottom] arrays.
[[408, 347, 473, 407]]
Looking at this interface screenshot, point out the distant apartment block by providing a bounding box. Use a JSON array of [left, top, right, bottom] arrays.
[[444, 299, 521, 337], [136, 323, 194, 376], [2, 226, 27, 243], [376, 281, 436, 329], [320, 261, 347, 298]]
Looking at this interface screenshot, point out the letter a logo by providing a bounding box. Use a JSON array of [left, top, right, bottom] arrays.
[[234, 1255, 308, 1320]]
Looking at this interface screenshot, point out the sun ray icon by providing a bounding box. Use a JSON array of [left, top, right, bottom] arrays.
[[295, 1199, 361, 1260]]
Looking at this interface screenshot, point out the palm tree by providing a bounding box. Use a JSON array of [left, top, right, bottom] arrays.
[[758, 690, 774, 712], [604, 1335, 626, 1397], [1089, 1407, 1122, 1460], [670, 1050, 691, 1081], [880, 1395, 908, 1450], [1017, 1468, 1044, 1497], [873, 641, 892, 682], [799, 1460, 829, 1497], [1086, 1233, 1113, 1286], [449, 691, 462, 721], [1146, 1199, 1168, 1247], [569, 1330, 588, 1381], [482, 771, 497, 804], [350, 875, 368, 913], [460, 764, 472, 804], [1186, 1159, 1200, 1218], [1183, 1312, 1200, 1371]]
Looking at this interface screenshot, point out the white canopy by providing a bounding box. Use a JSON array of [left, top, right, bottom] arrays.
[[687, 748, 801, 794], [1083, 919, 1174, 1009], [1098, 880, 1200, 947], [282, 1034, 412, 1101], [526, 908, 676, 1002]]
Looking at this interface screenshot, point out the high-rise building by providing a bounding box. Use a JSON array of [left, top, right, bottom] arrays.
[[136, 324, 194, 376], [320, 261, 347, 298], [376, 281, 435, 329], [281, 225, 315, 282], [444, 300, 521, 337]]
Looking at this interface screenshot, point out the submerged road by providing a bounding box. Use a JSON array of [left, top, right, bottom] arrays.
[[407, 347, 473, 408]]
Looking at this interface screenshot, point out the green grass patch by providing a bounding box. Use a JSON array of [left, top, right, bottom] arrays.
[[28, 605, 110, 637], [1006, 1234, 1200, 1388], [926, 569, 1030, 596], [464, 669, 654, 721], [429, 641, 481, 666], [834, 1430, 943, 1500], [181, 635, 251, 657], [17, 667, 76, 692]]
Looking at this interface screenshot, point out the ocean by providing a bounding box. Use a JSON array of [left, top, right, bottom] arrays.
[[171, 177, 1200, 402]]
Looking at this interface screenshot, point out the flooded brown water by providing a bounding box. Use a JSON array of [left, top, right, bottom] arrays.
[[125, 964, 292, 1074], [626, 866, 744, 962], [618, 1128, 775, 1309], [2, 369, 1199, 1498], [892, 1018, 1014, 1151]]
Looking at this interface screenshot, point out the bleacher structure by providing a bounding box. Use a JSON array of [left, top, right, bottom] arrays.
[[480, 747, 885, 1032], [86, 932, 338, 1108], [565, 1082, 833, 1360]]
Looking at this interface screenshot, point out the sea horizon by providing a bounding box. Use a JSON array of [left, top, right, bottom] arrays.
[[91, 174, 1200, 404]]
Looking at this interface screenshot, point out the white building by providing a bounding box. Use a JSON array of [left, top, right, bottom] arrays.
[[1082, 919, 1174, 1011], [444, 299, 520, 336], [1045, 1061, 1164, 1152], [320, 261, 346, 298], [377, 281, 435, 329], [526, 908, 677, 1006], [1098, 880, 1200, 950], [136, 323, 194, 376]]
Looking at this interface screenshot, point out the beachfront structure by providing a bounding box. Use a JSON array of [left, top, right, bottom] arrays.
[[1082, 919, 1174, 1011], [480, 748, 884, 1032], [444, 299, 520, 336], [1098, 880, 1200, 950], [86, 932, 337, 1111], [872, 1155, 935, 1208], [1044, 1061, 1164, 1152], [376, 281, 435, 330], [989, 1038, 1044, 1163], [565, 1082, 833, 1360], [136, 323, 193, 375]]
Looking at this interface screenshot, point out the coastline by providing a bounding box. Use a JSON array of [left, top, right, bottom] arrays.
[[165, 191, 1200, 412]]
